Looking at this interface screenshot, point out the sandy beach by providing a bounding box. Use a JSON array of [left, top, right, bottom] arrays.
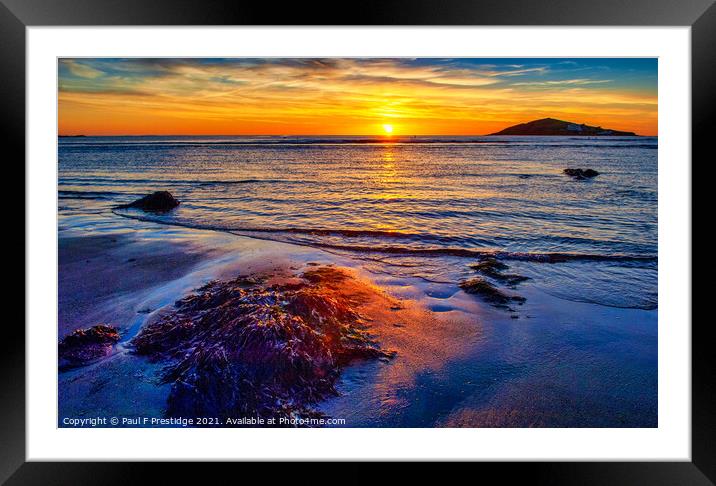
[[59, 208, 656, 427]]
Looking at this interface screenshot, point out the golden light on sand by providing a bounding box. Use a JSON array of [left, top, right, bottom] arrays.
[[382, 124, 394, 135]]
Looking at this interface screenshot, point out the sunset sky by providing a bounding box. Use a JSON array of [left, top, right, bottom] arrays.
[[58, 58, 657, 136]]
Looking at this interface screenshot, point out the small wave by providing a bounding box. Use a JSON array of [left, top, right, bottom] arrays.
[[300, 242, 657, 263], [539, 288, 658, 311], [58, 190, 129, 200], [60, 177, 278, 187], [112, 210, 434, 241], [111, 209, 656, 265], [197, 179, 280, 186], [237, 227, 422, 239]]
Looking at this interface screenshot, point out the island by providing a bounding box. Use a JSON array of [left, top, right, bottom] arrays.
[[490, 117, 637, 136]]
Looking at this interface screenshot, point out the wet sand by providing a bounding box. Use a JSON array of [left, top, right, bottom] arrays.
[[59, 233, 210, 336], [58, 215, 656, 427]]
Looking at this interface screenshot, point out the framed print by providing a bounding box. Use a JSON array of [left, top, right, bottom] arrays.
[[5, 0, 713, 481]]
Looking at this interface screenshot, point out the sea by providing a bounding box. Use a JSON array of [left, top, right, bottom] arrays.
[[58, 135, 657, 312]]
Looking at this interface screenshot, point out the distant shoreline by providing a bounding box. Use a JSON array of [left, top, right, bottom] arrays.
[[490, 117, 639, 137]]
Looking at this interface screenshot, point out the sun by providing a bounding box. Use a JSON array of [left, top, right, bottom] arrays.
[[382, 124, 394, 135]]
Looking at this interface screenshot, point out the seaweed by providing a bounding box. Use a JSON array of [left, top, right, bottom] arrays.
[[468, 257, 531, 287], [459, 277, 526, 308], [131, 266, 394, 425], [59, 324, 120, 370]]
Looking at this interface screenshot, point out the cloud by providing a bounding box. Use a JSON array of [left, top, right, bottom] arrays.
[[511, 78, 613, 87], [487, 66, 549, 77], [57, 58, 658, 135], [61, 60, 105, 79]]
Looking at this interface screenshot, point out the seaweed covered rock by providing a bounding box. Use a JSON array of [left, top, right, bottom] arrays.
[[117, 191, 179, 212], [469, 257, 509, 274], [563, 168, 600, 180], [468, 257, 530, 286], [459, 277, 526, 308], [463, 257, 531, 311], [131, 266, 394, 425], [59, 324, 120, 369]]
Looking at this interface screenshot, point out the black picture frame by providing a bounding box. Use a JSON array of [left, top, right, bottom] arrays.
[[4, 0, 712, 482]]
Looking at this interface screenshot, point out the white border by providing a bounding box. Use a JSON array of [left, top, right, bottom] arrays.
[[27, 27, 691, 461]]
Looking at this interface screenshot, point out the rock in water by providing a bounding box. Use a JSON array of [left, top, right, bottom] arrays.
[[468, 257, 530, 286], [118, 191, 179, 212], [459, 277, 526, 308], [563, 168, 600, 179], [59, 324, 120, 369]]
